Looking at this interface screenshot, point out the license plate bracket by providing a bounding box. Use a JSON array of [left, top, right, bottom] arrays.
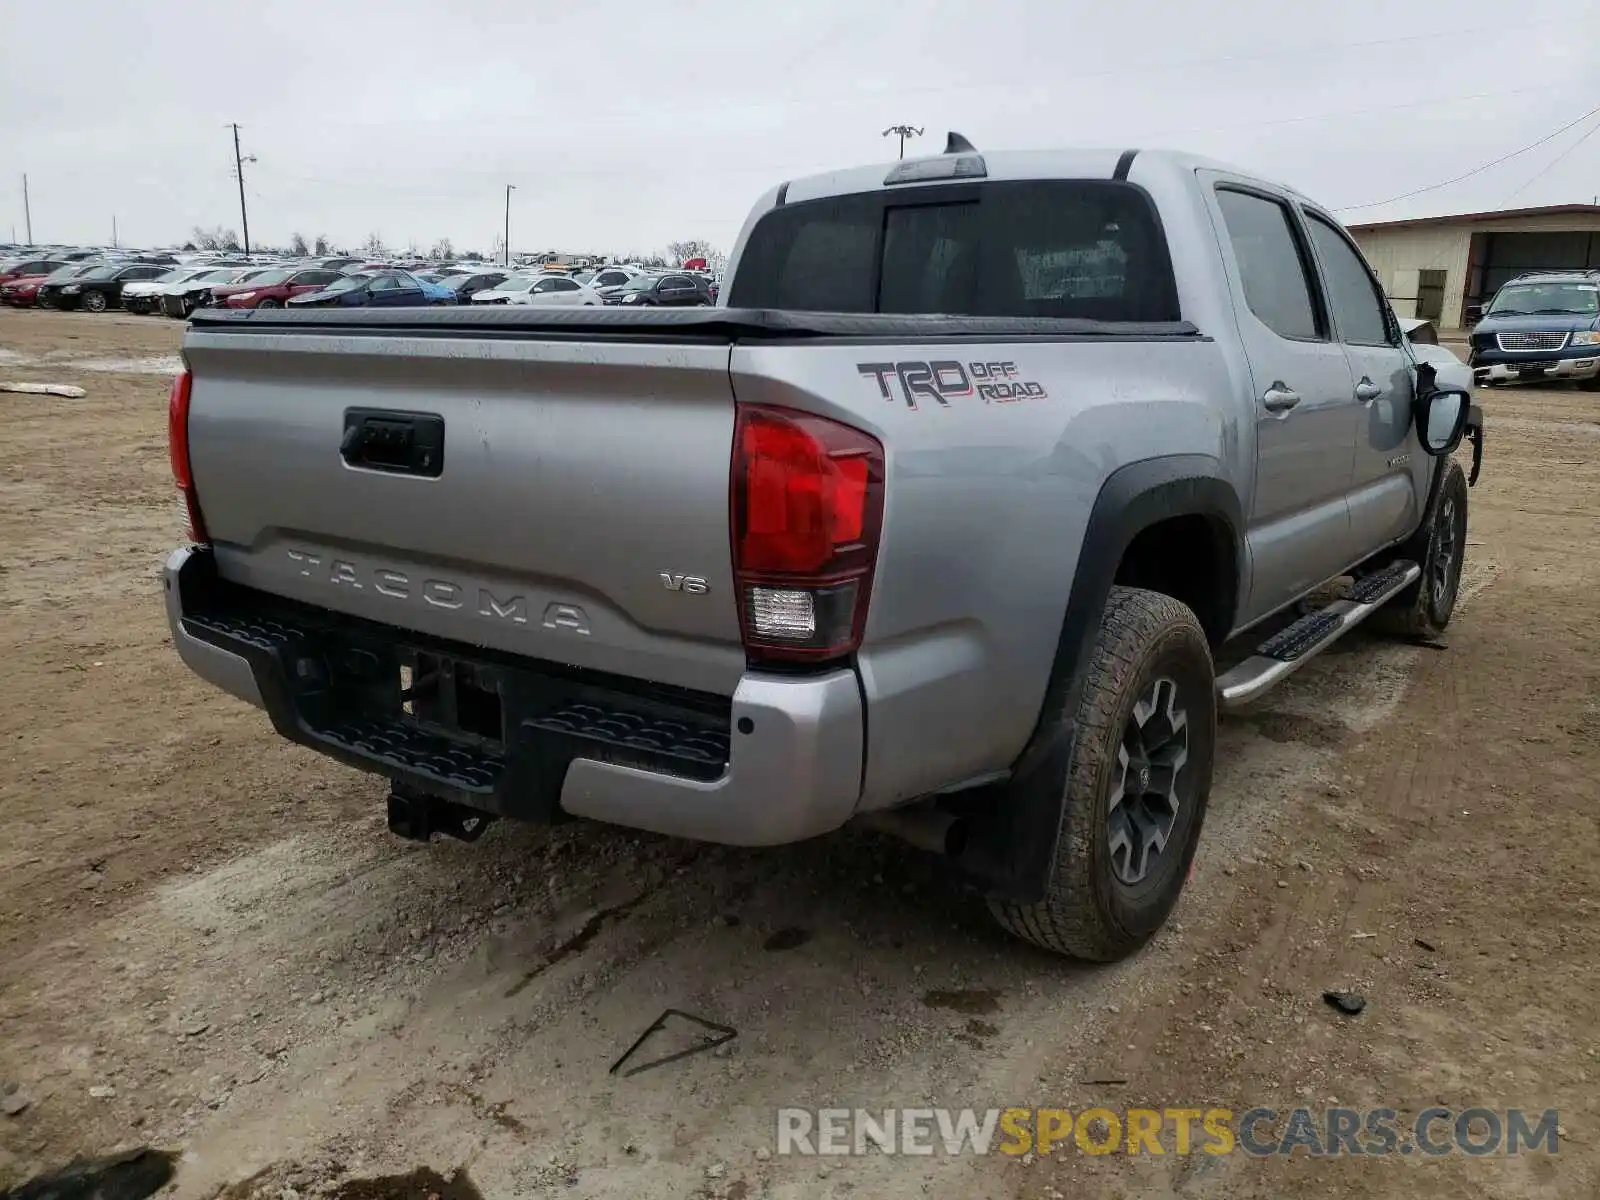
[[400, 652, 504, 745]]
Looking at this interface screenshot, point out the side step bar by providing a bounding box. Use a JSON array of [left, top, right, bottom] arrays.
[[1216, 561, 1420, 711]]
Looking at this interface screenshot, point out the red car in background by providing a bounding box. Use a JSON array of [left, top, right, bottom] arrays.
[[1, 261, 93, 307], [213, 266, 348, 309], [0, 256, 68, 286], [0, 273, 51, 306]]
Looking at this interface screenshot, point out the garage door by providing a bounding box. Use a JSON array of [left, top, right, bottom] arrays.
[[1467, 230, 1600, 317]]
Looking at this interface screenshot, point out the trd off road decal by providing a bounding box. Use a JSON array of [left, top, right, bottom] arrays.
[[856, 360, 1048, 409]]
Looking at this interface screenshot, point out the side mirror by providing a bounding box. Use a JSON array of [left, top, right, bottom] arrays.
[[1417, 387, 1470, 455], [1465, 304, 1484, 324]]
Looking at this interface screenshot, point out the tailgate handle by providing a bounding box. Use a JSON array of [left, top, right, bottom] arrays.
[[341, 408, 445, 477]]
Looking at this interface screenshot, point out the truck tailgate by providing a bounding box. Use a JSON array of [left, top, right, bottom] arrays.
[[182, 324, 745, 695]]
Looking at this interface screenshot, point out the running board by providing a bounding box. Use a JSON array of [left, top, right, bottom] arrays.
[[1216, 561, 1420, 710]]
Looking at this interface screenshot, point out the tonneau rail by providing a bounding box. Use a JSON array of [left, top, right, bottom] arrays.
[[187, 304, 1204, 343]]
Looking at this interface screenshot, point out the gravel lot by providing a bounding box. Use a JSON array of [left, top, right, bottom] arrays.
[[1, 309, 1595, 1200]]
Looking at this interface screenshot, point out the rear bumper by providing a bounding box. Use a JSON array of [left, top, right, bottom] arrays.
[[163, 546, 862, 845]]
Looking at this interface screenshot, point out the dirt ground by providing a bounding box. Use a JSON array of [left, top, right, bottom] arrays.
[[1, 308, 1596, 1199]]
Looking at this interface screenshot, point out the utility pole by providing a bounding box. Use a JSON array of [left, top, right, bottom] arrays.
[[504, 184, 516, 266], [881, 124, 924, 160], [230, 124, 256, 255], [112, 214, 118, 248], [22, 174, 32, 244]]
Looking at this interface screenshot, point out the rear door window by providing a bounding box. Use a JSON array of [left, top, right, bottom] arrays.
[[729, 181, 1179, 320], [1215, 189, 1323, 342]]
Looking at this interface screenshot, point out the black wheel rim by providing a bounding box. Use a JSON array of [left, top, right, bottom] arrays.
[[1432, 493, 1460, 610], [1107, 676, 1189, 887]]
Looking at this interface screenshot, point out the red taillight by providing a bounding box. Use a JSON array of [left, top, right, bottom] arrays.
[[167, 369, 209, 545], [731, 405, 884, 664]]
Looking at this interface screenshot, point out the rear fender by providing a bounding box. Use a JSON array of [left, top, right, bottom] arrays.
[[954, 455, 1244, 902]]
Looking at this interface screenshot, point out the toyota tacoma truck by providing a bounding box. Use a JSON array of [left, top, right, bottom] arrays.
[[163, 139, 1484, 961]]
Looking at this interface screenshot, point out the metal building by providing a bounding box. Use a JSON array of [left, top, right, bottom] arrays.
[[1349, 204, 1600, 331]]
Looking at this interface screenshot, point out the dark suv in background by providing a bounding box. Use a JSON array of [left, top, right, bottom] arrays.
[[1469, 269, 1600, 389]]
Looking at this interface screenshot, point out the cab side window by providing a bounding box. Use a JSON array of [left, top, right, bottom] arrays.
[[1216, 189, 1323, 342], [1305, 213, 1393, 346]]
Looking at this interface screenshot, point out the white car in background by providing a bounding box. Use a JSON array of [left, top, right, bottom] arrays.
[[158, 266, 264, 318], [470, 274, 604, 306], [121, 266, 218, 314], [583, 265, 645, 291]]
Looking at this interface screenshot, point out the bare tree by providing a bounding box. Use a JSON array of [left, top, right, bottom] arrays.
[[666, 239, 716, 266], [361, 232, 387, 259], [190, 225, 240, 252], [313, 233, 330, 256], [289, 232, 310, 256], [429, 237, 455, 261]]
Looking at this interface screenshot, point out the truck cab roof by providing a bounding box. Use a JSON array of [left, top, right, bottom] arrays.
[[775, 146, 1298, 208]]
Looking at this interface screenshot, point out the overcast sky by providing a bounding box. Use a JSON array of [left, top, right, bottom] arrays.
[[3, 0, 1598, 255]]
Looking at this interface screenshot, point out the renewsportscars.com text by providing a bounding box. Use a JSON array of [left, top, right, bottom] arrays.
[[775, 1106, 1560, 1158]]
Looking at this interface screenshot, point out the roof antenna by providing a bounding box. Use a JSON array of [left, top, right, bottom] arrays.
[[944, 131, 977, 154]]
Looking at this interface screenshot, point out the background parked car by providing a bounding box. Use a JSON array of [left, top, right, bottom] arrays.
[[214, 267, 347, 309], [608, 272, 714, 306], [438, 271, 507, 301], [583, 265, 645, 293], [2, 261, 96, 307], [160, 267, 266, 318], [36, 262, 167, 311], [471, 274, 602, 306], [122, 266, 217, 314], [415, 275, 457, 304], [287, 270, 434, 308], [0, 256, 69, 286]]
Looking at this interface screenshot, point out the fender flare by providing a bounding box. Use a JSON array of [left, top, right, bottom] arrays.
[[956, 455, 1245, 903]]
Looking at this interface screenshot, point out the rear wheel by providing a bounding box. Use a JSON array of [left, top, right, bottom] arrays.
[[988, 587, 1216, 961], [81, 290, 107, 313], [1373, 458, 1468, 638]]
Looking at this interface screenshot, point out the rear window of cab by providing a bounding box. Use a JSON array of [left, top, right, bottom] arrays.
[[728, 180, 1180, 322]]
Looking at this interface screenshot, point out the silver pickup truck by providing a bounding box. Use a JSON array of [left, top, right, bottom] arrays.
[[164, 139, 1484, 961]]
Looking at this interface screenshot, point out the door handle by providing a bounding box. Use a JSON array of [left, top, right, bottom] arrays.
[[1262, 384, 1301, 413], [1354, 378, 1383, 402]]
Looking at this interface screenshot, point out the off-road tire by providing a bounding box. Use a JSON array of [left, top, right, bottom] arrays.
[[1373, 458, 1468, 639], [988, 586, 1216, 961]]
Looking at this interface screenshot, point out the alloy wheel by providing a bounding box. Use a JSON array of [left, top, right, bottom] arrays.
[[1432, 495, 1459, 609], [1107, 676, 1189, 887]]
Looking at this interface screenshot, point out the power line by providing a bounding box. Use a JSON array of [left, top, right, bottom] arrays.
[[247, 78, 1587, 208], [1334, 99, 1600, 211], [736, 11, 1600, 115], [1500, 111, 1600, 205]]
